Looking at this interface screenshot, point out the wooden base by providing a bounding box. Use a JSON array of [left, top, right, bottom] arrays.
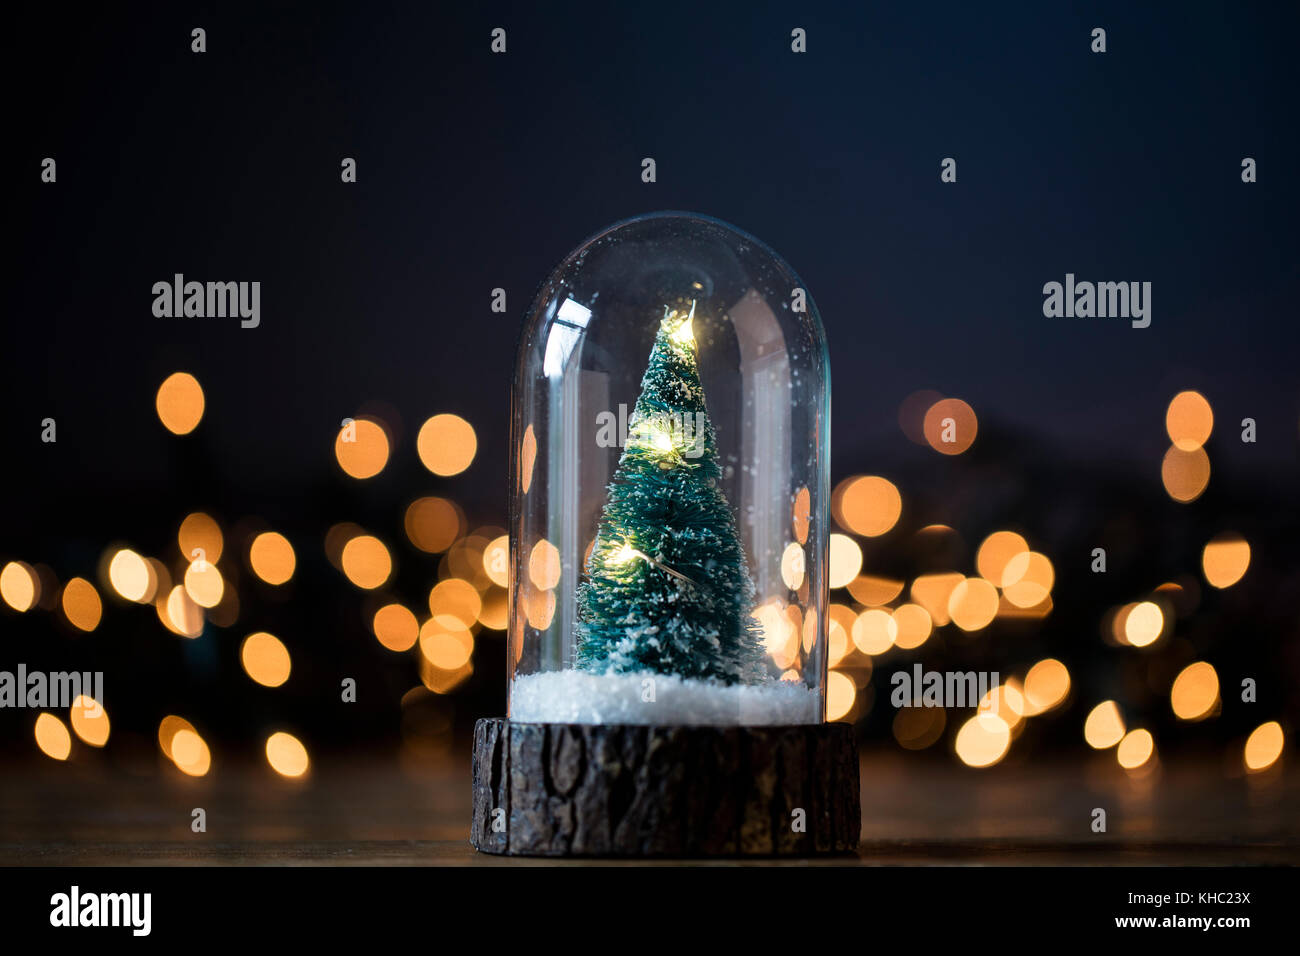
[[471, 718, 860, 857]]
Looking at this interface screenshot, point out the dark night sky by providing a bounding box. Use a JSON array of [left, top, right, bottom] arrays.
[[7, 0, 1298, 550]]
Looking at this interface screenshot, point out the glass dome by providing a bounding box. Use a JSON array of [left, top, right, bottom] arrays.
[[507, 212, 830, 726]]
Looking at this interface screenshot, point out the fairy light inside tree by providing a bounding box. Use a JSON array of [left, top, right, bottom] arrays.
[[575, 301, 767, 685], [474, 212, 857, 857]]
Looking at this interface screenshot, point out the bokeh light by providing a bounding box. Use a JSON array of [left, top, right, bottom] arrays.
[[334, 417, 390, 479], [1170, 661, 1219, 721], [61, 578, 102, 632], [417, 414, 477, 476], [1201, 534, 1250, 589], [851, 608, 896, 655], [178, 512, 224, 565], [834, 475, 902, 537], [373, 603, 420, 652], [1116, 729, 1155, 770], [1165, 390, 1214, 450], [266, 732, 310, 777], [947, 577, 999, 631], [528, 540, 561, 590], [35, 713, 73, 761], [975, 531, 1028, 585], [1123, 600, 1164, 647], [1022, 659, 1070, 715], [482, 535, 510, 587], [404, 497, 464, 554], [826, 670, 856, 721], [69, 695, 110, 747], [1243, 721, 1284, 773], [249, 531, 296, 585], [155, 371, 205, 435], [341, 535, 392, 589], [241, 632, 292, 687], [1, 561, 39, 611], [1083, 700, 1125, 749], [108, 549, 151, 602], [827, 534, 862, 589], [955, 713, 1010, 767], [1161, 446, 1211, 503], [923, 398, 978, 455], [183, 560, 224, 608], [891, 603, 933, 650], [170, 728, 212, 776]]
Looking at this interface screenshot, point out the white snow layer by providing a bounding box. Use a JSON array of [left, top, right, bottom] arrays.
[[509, 670, 820, 726]]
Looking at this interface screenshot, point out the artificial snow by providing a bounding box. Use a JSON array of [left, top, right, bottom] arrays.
[[509, 669, 820, 726]]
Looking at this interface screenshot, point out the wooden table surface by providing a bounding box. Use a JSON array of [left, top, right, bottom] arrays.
[[2, 750, 1296, 865]]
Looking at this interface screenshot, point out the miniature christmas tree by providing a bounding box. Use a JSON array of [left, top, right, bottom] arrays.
[[575, 302, 767, 685]]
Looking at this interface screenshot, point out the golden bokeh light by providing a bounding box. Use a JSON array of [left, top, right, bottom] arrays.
[[1161, 445, 1211, 503], [1083, 700, 1126, 749], [519, 423, 537, 494], [1201, 534, 1250, 589], [828, 534, 862, 589], [846, 574, 904, 607], [978, 684, 1025, 731], [1124, 600, 1164, 648], [417, 413, 477, 476], [1165, 390, 1214, 451], [975, 531, 1029, 585], [1, 561, 39, 612], [826, 670, 856, 722], [69, 695, 110, 747], [404, 497, 464, 554], [170, 729, 212, 776], [341, 535, 392, 589], [178, 512, 224, 565], [35, 713, 73, 761], [429, 578, 481, 629], [265, 732, 309, 778], [525, 588, 556, 629], [155, 371, 205, 435], [891, 603, 933, 650], [1001, 551, 1055, 608], [482, 535, 510, 587], [477, 588, 508, 631], [61, 577, 102, 632], [108, 549, 152, 602], [373, 603, 420, 651], [1243, 721, 1284, 773], [1170, 661, 1219, 721], [1116, 729, 1155, 770], [249, 531, 296, 585], [241, 631, 292, 687], [780, 542, 806, 590], [910, 572, 964, 626], [163, 585, 204, 638], [183, 560, 224, 609], [1023, 658, 1070, 715], [835, 475, 902, 537], [334, 417, 390, 479], [851, 608, 897, 655], [947, 577, 999, 631], [158, 716, 197, 760], [528, 539, 561, 590], [923, 398, 978, 455], [419, 619, 475, 671], [791, 486, 811, 545], [955, 713, 1010, 768]]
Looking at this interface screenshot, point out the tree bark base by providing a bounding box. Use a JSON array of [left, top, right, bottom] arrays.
[[470, 718, 860, 857]]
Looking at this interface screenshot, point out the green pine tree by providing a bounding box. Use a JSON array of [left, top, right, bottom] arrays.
[[575, 302, 767, 684]]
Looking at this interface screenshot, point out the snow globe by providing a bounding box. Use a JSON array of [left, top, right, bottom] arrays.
[[471, 212, 858, 856]]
